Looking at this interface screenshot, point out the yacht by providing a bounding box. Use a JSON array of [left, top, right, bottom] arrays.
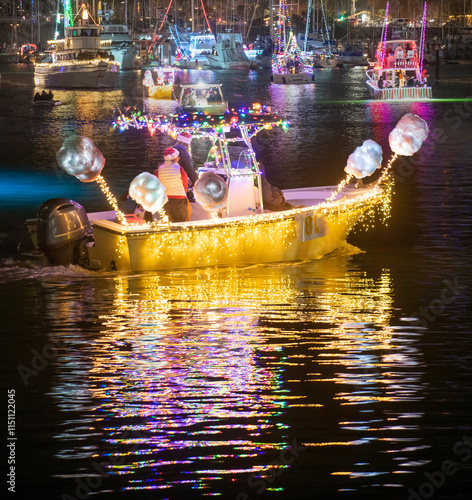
[[206, 33, 252, 70], [100, 24, 139, 70], [34, 6, 120, 88]]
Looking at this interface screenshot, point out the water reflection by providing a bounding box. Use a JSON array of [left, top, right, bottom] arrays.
[[30, 255, 427, 496]]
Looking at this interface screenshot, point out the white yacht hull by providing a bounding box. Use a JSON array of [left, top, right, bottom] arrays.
[[271, 71, 314, 84], [34, 61, 120, 88], [206, 55, 251, 70], [109, 46, 138, 70]]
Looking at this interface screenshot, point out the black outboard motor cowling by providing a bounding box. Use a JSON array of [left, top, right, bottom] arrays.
[[37, 198, 93, 267]]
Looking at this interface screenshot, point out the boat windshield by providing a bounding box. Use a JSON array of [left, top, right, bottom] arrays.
[[181, 86, 223, 106]]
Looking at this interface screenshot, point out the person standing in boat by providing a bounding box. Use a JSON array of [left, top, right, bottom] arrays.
[[394, 45, 404, 66], [174, 132, 198, 187], [154, 147, 190, 223]]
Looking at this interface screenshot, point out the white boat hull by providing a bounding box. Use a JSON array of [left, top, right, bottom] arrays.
[[367, 85, 432, 100], [206, 55, 251, 70], [84, 184, 384, 272], [312, 57, 339, 69], [108, 46, 138, 70], [34, 60, 120, 88], [272, 71, 314, 84], [174, 57, 209, 69]]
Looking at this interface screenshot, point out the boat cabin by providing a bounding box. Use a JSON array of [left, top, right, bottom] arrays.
[[177, 83, 228, 115], [374, 40, 419, 70], [195, 137, 264, 218]]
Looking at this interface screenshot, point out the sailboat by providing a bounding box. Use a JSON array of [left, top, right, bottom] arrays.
[[304, 0, 341, 69], [271, 0, 314, 84]]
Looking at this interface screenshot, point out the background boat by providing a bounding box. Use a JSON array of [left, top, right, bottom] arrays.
[[206, 33, 252, 70], [1, 50, 472, 500], [34, 6, 120, 89], [99, 24, 139, 70], [366, 3, 432, 100]]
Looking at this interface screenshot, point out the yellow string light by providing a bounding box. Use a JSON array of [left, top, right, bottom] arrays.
[[96, 175, 128, 226]]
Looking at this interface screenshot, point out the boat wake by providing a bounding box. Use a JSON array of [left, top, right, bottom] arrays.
[[0, 241, 364, 284], [0, 258, 110, 284]]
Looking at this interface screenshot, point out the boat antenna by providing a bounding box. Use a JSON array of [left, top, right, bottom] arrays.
[[380, 1, 389, 69], [419, 1, 427, 74]]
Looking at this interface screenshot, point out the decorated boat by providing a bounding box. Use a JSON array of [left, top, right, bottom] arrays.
[[99, 23, 139, 70], [173, 33, 215, 69], [206, 33, 252, 70], [271, 0, 314, 84], [303, 0, 340, 69], [142, 66, 179, 99], [175, 82, 228, 115], [34, 5, 120, 89], [311, 49, 341, 69], [24, 108, 429, 272], [365, 2, 432, 100]]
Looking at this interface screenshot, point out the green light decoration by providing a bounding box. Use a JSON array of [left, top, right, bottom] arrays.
[[63, 0, 73, 28]]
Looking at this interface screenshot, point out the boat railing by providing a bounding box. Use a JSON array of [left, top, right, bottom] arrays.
[[379, 53, 419, 70]]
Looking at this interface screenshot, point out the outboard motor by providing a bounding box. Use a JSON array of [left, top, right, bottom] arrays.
[[37, 198, 93, 267]]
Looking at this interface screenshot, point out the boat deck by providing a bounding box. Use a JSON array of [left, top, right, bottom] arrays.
[[88, 183, 376, 232]]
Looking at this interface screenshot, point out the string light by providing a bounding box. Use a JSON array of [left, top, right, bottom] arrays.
[[104, 105, 400, 270], [96, 175, 128, 226]]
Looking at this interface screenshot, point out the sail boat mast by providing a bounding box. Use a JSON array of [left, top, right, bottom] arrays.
[[304, 0, 313, 52]]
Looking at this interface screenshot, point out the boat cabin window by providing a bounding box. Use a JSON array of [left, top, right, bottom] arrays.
[[70, 28, 98, 38], [182, 86, 222, 106], [207, 87, 222, 104]]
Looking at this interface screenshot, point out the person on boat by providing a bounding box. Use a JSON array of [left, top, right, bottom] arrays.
[[33, 92, 41, 102], [196, 89, 208, 106], [394, 45, 404, 66], [174, 132, 198, 187], [154, 147, 190, 223], [421, 69, 429, 86], [188, 90, 197, 106], [258, 162, 303, 212], [286, 58, 294, 73], [41, 90, 49, 100], [207, 88, 220, 103], [405, 44, 415, 64], [118, 190, 152, 222], [377, 76, 384, 89], [48, 90, 54, 101], [394, 71, 400, 88]]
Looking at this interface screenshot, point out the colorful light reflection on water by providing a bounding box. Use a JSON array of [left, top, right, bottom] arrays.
[[27, 256, 436, 497]]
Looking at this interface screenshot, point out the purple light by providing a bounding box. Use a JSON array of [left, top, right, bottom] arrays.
[[420, 2, 427, 74], [380, 2, 389, 69]]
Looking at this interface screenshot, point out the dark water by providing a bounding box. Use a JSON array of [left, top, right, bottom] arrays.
[[1, 63, 472, 500]]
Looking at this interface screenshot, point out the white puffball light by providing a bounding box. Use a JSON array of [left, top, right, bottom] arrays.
[[194, 172, 228, 212], [389, 113, 429, 156], [129, 172, 168, 213], [56, 136, 105, 182], [345, 139, 383, 179]]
